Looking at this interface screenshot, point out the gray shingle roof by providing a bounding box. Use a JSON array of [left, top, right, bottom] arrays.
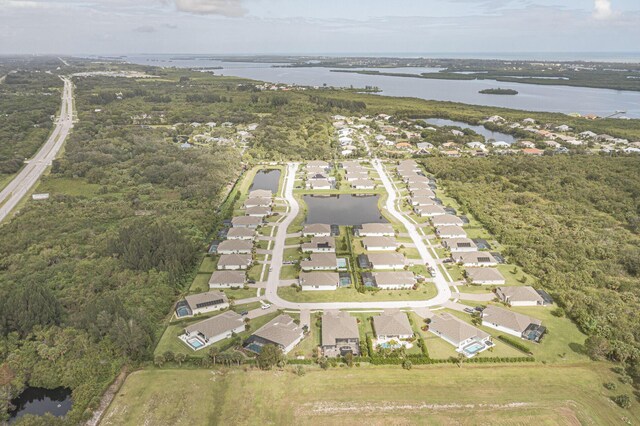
[[185, 310, 244, 340], [430, 313, 489, 346], [322, 311, 359, 346], [482, 305, 541, 334], [252, 314, 303, 348], [373, 310, 413, 338]]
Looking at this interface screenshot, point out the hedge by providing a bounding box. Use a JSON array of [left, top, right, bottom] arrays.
[[497, 335, 534, 355]]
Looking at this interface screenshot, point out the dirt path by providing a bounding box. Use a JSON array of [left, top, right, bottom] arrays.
[[85, 369, 128, 426]]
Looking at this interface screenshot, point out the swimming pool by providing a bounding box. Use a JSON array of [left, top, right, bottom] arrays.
[[462, 341, 486, 357], [187, 337, 205, 349], [245, 342, 263, 354]]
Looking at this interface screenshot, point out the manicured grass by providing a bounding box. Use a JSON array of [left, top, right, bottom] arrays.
[[279, 265, 299, 280], [278, 284, 437, 303], [247, 264, 265, 282], [223, 288, 257, 301], [102, 363, 639, 425], [283, 247, 301, 261]]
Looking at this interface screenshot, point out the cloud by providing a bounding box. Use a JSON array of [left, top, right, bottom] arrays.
[[593, 0, 613, 19], [172, 0, 246, 17], [134, 25, 156, 32]]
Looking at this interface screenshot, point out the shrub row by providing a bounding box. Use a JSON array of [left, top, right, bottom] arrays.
[[497, 335, 534, 355]]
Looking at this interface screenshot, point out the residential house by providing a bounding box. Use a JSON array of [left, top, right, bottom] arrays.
[[362, 236, 398, 251], [453, 252, 498, 267], [522, 148, 544, 156], [465, 268, 505, 285], [410, 196, 437, 206], [350, 179, 376, 190], [367, 253, 406, 270], [231, 216, 262, 229], [431, 214, 464, 227], [226, 227, 256, 240], [442, 238, 477, 253], [181, 311, 245, 350], [358, 223, 395, 237], [300, 253, 338, 271], [217, 239, 253, 255], [217, 254, 252, 270], [496, 286, 546, 306], [176, 291, 229, 318], [410, 188, 436, 199], [244, 197, 272, 208], [245, 314, 304, 354], [299, 272, 340, 291], [373, 310, 413, 341], [209, 270, 246, 288], [303, 223, 331, 237], [481, 305, 545, 341], [245, 206, 271, 217], [414, 205, 446, 217], [372, 271, 416, 289], [307, 178, 332, 190], [436, 225, 467, 239], [306, 160, 330, 170], [429, 313, 492, 358], [321, 311, 360, 357], [301, 236, 336, 253], [345, 170, 369, 181]]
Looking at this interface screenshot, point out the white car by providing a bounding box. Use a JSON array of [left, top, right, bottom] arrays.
[[261, 303, 271, 310]]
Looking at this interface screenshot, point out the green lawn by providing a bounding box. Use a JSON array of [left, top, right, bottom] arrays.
[[283, 247, 301, 261], [247, 264, 266, 282], [277, 284, 437, 303], [101, 363, 639, 425], [280, 265, 299, 280]]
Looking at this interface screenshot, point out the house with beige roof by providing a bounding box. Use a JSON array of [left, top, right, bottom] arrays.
[[362, 236, 398, 251], [248, 189, 272, 199], [298, 272, 340, 291], [436, 225, 467, 239], [429, 313, 492, 358], [300, 253, 338, 271], [367, 252, 406, 270], [217, 254, 252, 270], [481, 305, 545, 342], [243, 197, 272, 208], [453, 252, 498, 267], [321, 311, 360, 357], [226, 227, 256, 240], [303, 223, 331, 237], [209, 270, 246, 288], [410, 188, 436, 198], [496, 286, 545, 306], [307, 178, 332, 190], [231, 216, 262, 229], [301, 236, 336, 253], [358, 223, 395, 237], [306, 160, 330, 170], [373, 310, 413, 341], [245, 314, 304, 354], [217, 239, 253, 255], [350, 179, 376, 190], [345, 170, 369, 181], [245, 206, 271, 217], [465, 268, 505, 285], [175, 291, 229, 318], [181, 310, 245, 350], [443, 238, 477, 253], [431, 214, 464, 227], [410, 196, 437, 206], [372, 271, 416, 289], [414, 205, 446, 217]]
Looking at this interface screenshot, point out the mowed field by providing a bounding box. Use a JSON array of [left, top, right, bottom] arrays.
[[101, 363, 638, 425]]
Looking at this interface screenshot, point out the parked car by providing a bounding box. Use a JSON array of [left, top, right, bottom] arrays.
[[261, 303, 271, 310], [240, 311, 249, 316], [463, 308, 475, 314]]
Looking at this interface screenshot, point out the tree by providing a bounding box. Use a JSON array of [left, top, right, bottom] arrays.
[[154, 354, 165, 367], [0, 281, 63, 337], [257, 344, 284, 370], [174, 353, 186, 366], [402, 360, 413, 370], [163, 351, 174, 363], [584, 335, 611, 360], [208, 347, 219, 365], [613, 394, 631, 409]]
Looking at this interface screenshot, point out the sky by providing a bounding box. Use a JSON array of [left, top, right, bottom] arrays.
[[0, 0, 639, 55]]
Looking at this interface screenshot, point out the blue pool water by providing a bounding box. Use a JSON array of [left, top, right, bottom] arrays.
[[188, 339, 204, 349], [245, 343, 263, 353], [337, 258, 348, 269], [463, 342, 485, 355]]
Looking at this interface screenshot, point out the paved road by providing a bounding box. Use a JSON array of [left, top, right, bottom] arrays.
[[263, 160, 453, 310], [0, 76, 74, 223]]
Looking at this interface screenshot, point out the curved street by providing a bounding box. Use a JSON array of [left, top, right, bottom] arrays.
[[263, 160, 452, 310], [0, 76, 74, 223]]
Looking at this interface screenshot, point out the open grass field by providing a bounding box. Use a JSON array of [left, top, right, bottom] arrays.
[[278, 284, 438, 303], [101, 363, 638, 425]]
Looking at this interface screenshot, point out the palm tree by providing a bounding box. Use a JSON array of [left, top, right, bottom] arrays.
[[208, 347, 219, 365]]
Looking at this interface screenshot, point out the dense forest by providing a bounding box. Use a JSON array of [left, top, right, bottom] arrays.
[[0, 72, 243, 424], [0, 71, 61, 175], [424, 156, 640, 376]]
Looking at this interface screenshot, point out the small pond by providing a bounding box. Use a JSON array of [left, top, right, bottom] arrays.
[[423, 118, 517, 144], [250, 169, 281, 193], [9, 387, 72, 423], [303, 194, 387, 225]]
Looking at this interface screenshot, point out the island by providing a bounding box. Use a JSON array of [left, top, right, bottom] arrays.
[[479, 88, 518, 95]]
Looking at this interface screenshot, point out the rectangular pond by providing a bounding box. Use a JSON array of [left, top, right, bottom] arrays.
[[303, 194, 387, 225], [250, 169, 281, 193]]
